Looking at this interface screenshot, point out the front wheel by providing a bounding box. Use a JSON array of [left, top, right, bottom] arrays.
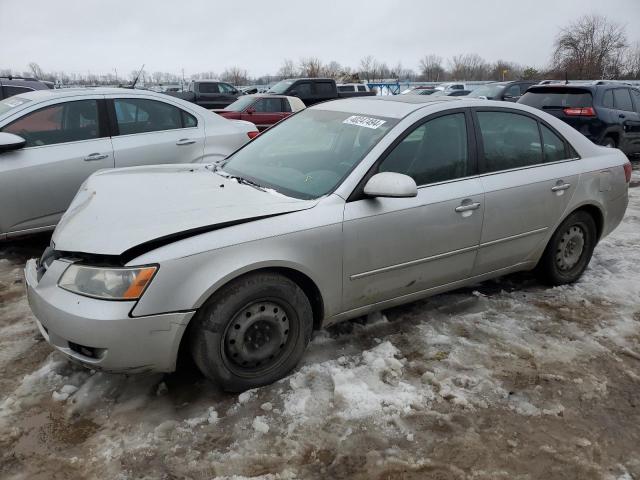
[[536, 211, 597, 286], [189, 272, 313, 392]]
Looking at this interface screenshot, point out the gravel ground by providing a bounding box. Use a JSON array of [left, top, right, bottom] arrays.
[[1, 169, 639, 480]]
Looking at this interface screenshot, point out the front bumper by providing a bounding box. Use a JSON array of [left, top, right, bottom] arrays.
[[25, 258, 194, 373]]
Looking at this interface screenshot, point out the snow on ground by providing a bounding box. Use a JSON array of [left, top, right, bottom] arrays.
[[1, 169, 640, 479]]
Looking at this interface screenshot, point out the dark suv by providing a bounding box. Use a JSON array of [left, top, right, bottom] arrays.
[[467, 81, 538, 102], [518, 82, 640, 156], [0, 77, 51, 100]]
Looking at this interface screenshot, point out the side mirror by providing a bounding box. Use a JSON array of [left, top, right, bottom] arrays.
[[289, 90, 298, 97], [363, 172, 417, 198], [0, 132, 26, 153], [246, 107, 256, 114]]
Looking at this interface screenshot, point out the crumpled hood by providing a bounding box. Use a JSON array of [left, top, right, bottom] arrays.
[[52, 164, 317, 256]]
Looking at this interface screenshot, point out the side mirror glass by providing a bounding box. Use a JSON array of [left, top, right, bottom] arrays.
[[363, 172, 417, 198], [0, 132, 26, 153]]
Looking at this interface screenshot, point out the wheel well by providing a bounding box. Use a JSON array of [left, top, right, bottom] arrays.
[[573, 204, 604, 240], [268, 267, 325, 331]]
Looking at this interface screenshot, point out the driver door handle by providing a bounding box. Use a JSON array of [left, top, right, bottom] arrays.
[[84, 152, 109, 161], [455, 202, 481, 213], [176, 138, 196, 146], [551, 183, 571, 192]]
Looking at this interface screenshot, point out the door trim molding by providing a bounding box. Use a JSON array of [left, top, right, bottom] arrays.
[[479, 226, 548, 248], [349, 226, 548, 280], [350, 244, 478, 280]]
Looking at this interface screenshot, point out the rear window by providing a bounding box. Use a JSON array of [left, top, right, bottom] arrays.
[[519, 88, 593, 109]]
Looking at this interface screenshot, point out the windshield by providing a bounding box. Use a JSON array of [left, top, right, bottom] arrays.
[[222, 109, 398, 199], [224, 96, 257, 112], [267, 80, 296, 94], [0, 96, 32, 117], [267, 80, 295, 94], [468, 84, 504, 99], [519, 88, 593, 108]]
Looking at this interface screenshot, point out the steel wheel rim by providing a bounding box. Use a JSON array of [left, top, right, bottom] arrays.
[[555, 225, 585, 271], [223, 299, 293, 374]]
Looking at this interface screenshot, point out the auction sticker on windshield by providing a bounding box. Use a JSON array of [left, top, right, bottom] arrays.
[[343, 115, 386, 129]]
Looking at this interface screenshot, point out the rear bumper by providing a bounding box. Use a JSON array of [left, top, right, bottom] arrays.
[[25, 259, 194, 373]]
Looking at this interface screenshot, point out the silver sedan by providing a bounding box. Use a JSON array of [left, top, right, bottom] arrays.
[[0, 88, 258, 239], [25, 96, 630, 391]]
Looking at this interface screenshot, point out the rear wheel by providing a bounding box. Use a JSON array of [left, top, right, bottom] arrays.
[[189, 272, 313, 392], [536, 211, 597, 286]]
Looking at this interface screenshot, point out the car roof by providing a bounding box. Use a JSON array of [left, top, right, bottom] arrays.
[[4, 87, 179, 102], [311, 95, 462, 119]]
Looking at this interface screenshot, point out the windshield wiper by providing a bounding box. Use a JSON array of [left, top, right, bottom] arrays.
[[217, 172, 267, 192]]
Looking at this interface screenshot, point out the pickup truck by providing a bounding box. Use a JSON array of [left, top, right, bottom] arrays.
[[165, 80, 242, 109], [266, 78, 375, 106]]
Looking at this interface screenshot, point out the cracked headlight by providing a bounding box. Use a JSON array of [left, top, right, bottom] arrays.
[[58, 264, 158, 300]]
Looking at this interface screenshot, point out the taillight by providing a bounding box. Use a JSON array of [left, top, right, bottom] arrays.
[[623, 162, 632, 183], [247, 131, 259, 139], [563, 107, 596, 117]]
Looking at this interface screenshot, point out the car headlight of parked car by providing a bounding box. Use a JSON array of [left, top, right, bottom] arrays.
[[58, 264, 158, 300]]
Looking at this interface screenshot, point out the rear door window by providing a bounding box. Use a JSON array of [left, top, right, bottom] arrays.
[[613, 88, 634, 112], [476, 111, 542, 172], [358, 85, 367, 92], [2, 100, 100, 147], [519, 88, 593, 109], [114, 98, 187, 135]]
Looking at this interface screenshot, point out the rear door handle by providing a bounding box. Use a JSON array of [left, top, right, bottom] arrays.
[[84, 153, 109, 161], [176, 138, 196, 146], [455, 202, 481, 213], [551, 183, 571, 192]]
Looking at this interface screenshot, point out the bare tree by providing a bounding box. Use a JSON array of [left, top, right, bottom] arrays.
[[299, 57, 322, 77], [449, 54, 488, 80], [221, 66, 248, 86], [28, 62, 44, 79], [359, 55, 375, 82], [322, 60, 342, 79], [277, 59, 297, 79], [418, 55, 444, 82], [489, 60, 523, 81], [623, 42, 640, 79], [552, 14, 627, 79]]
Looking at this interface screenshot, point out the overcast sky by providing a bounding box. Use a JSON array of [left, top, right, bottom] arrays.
[[1, 0, 639, 78]]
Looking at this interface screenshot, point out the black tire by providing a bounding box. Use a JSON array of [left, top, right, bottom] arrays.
[[601, 136, 616, 148], [536, 210, 597, 286], [189, 272, 313, 392]]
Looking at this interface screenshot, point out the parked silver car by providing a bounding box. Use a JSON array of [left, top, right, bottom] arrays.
[[0, 88, 258, 239], [25, 96, 631, 391]]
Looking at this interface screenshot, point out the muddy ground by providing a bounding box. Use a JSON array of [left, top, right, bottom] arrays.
[[1, 173, 639, 480]]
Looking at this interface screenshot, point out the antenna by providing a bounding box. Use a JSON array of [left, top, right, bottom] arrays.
[[131, 64, 145, 89]]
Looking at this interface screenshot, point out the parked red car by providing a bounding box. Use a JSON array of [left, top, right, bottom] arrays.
[[214, 94, 305, 131]]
